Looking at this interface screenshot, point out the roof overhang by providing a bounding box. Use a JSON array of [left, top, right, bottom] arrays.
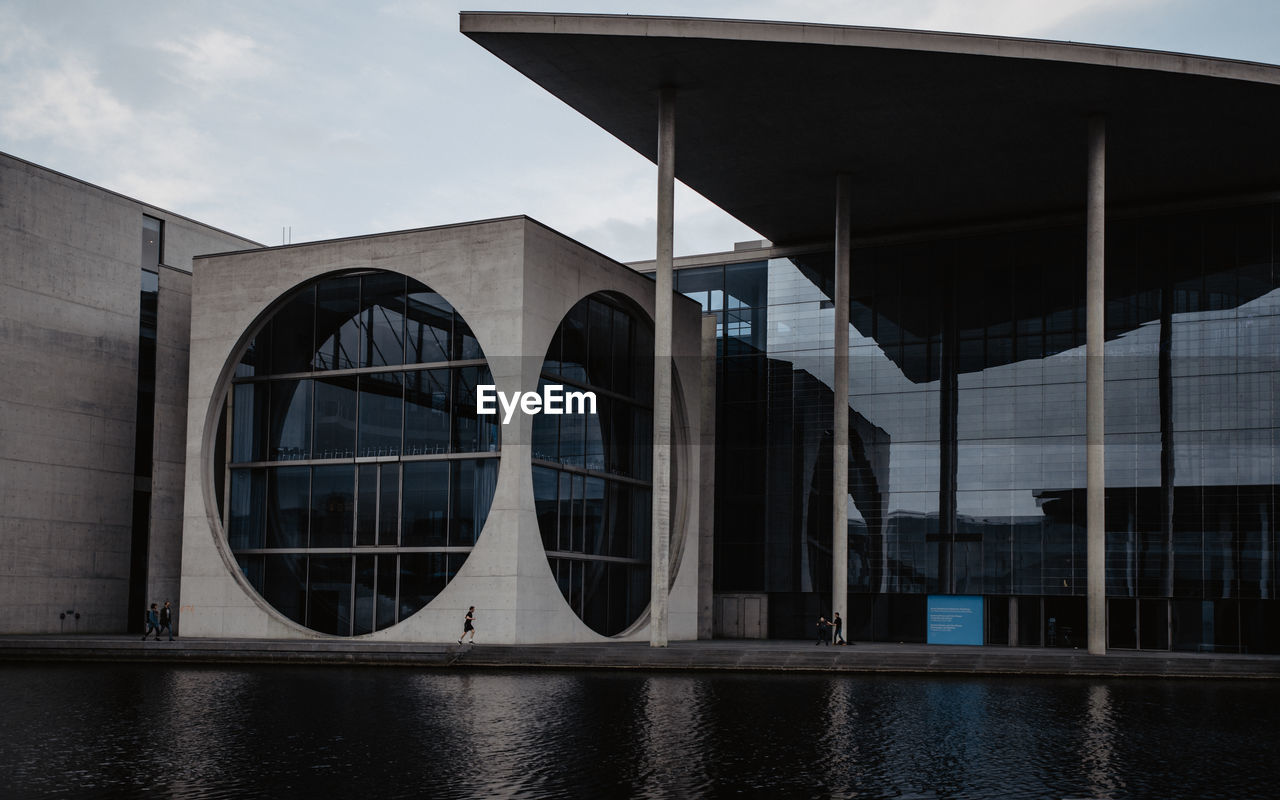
[[462, 12, 1280, 246]]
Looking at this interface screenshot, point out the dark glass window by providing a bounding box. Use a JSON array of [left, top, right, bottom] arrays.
[[357, 372, 402, 457], [218, 271, 499, 636], [401, 460, 449, 547], [310, 465, 354, 548], [313, 376, 357, 459], [359, 273, 406, 368], [535, 293, 654, 636], [404, 369, 450, 455], [314, 276, 361, 370]]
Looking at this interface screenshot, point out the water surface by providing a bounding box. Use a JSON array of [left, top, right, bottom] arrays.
[[1, 664, 1273, 798]]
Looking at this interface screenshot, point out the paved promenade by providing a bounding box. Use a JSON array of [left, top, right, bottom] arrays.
[[2, 635, 1278, 679]]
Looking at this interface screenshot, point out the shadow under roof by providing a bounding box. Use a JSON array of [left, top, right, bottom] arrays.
[[462, 12, 1280, 246]]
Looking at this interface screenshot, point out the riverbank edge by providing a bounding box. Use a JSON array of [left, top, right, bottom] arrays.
[[2, 637, 1278, 679]]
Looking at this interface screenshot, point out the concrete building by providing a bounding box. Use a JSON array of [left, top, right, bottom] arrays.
[[1, 153, 258, 633], [176, 217, 704, 643], [4, 12, 1280, 652]]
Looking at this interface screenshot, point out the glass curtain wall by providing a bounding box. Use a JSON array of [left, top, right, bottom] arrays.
[[700, 203, 1280, 652], [217, 272, 499, 636], [533, 293, 654, 636]]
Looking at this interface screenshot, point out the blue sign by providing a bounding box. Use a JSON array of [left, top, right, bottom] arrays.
[[927, 595, 984, 645]]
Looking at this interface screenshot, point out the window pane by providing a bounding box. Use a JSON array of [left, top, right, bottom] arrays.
[[357, 372, 402, 457], [266, 467, 309, 548], [404, 368, 450, 455], [531, 380, 560, 462], [266, 285, 315, 375], [314, 276, 361, 370], [450, 459, 497, 546], [142, 216, 162, 271], [232, 383, 266, 462], [313, 376, 357, 459], [228, 469, 265, 550], [611, 310, 632, 396], [533, 465, 559, 551], [376, 555, 398, 630], [405, 289, 453, 364], [453, 314, 482, 361], [353, 555, 376, 636], [307, 556, 352, 636], [269, 379, 311, 461], [310, 465, 354, 548], [356, 464, 377, 547], [559, 409, 585, 468], [359, 273, 406, 368], [264, 554, 306, 625], [588, 299, 613, 391], [724, 261, 767, 308], [571, 474, 585, 552], [401, 461, 448, 547], [583, 477, 605, 556], [452, 366, 498, 453], [606, 481, 629, 558], [379, 463, 400, 546], [584, 402, 605, 472]]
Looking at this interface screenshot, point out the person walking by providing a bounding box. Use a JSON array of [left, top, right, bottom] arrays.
[[458, 606, 477, 644], [158, 600, 175, 641], [815, 615, 831, 645], [141, 603, 161, 641], [832, 611, 846, 645]]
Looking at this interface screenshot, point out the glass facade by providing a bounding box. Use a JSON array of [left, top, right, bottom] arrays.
[[695, 202, 1280, 653], [216, 272, 499, 636], [533, 293, 655, 636]]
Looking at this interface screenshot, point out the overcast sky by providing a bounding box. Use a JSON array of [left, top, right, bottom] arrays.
[[4, 1, 1280, 262]]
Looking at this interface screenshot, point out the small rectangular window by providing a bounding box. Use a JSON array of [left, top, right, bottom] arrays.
[[142, 215, 163, 271]]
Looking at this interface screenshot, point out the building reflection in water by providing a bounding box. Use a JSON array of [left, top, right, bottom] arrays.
[[1082, 684, 1122, 799]]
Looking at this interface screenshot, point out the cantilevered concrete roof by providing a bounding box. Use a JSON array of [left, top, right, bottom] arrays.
[[462, 12, 1280, 246]]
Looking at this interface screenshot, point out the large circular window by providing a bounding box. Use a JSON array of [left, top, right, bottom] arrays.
[[213, 271, 499, 636], [532, 293, 655, 636]]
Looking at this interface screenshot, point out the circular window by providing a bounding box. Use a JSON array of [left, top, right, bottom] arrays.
[[531, 293, 655, 636], [213, 271, 499, 636]]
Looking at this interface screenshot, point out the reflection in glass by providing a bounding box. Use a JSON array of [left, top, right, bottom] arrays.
[[535, 293, 654, 636], [220, 271, 499, 636], [707, 204, 1280, 650], [358, 372, 402, 457]]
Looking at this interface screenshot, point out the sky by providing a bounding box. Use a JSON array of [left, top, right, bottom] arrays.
[[3, 1, 1280, 263]]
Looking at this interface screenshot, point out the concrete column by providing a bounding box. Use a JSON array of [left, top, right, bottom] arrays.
[[698, 313, 717, 639], [832, 174, 852, 630], [651, 88, 675, 647], [1086, 116, 1107, 656]]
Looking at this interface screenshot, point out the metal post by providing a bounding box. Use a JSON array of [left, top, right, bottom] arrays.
[[833, 174, 851, 633], [1086, 116, 1107, 655], [651, 88, 675, 647]]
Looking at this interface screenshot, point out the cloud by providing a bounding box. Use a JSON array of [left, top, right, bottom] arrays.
[[0, 59, 133, 148], [156, 29, 273, 84]]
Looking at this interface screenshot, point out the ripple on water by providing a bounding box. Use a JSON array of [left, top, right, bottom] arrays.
[[0, 665, 1276, 799]]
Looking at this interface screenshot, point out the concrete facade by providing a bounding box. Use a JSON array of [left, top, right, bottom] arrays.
[[178, 216, 704, 643], [0, 152, 257, 633]]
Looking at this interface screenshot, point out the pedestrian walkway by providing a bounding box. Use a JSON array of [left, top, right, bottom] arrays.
[[2, 635, 1277, 679]]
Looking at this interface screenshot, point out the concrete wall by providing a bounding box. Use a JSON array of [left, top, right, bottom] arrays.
[[0, 152, 256, 633], [179, 217, 702, 643]]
